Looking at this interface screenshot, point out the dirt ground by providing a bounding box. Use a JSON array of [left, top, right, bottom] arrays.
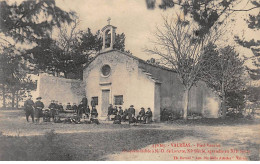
[[0, 110, 259, 161]]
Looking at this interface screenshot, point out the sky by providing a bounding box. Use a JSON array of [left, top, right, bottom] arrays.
[[54, 0, 259, 62]]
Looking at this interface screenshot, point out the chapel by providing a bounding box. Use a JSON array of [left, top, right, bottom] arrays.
[[82, 22, 220, 121]]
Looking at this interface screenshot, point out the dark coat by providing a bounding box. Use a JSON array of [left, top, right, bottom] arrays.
[[113, 108, 118, 115], [108, 106, 113, 115], [59, 105, 64, 111], [118, 109, 124, 115], [24, 99, 34, 111], [77, 104, 84, 115], [82, 97, 88, 106], [139, 109, 145, 116], [85, 107, 90, 114], [35, 101, 44, 109], [66, 105, 72, 110], [146, 111, 153, 118], [128, 107, 135, 116], [72, 105, 78, 112], [91, 100, 95, 107], [48, 103, 56, 109]]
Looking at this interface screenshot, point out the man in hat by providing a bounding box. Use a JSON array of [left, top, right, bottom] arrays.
[[66, 103, 72, 110], [34, 97, 44, 123], [24, 95, 35, 122], [77, 101, 84, 118], [137, 107, 145, 122], [48, 100, 56, 121], [144, 107, 153, 124], [128, 105, 136, 124], [81, 96, 88, 108]]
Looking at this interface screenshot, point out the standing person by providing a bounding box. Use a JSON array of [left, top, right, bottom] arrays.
[[107, 104, 113, 120], [77, 101, 84, 118], [48, 100, 56, 121], [82, 96, 88, 107], [72, 103, 78, 113], [128, 105, 135, 124], [24, 95, 35, 123], [144, 107, 153, 124], [91, 98, 96, 110], [34, 97, 44, 123]]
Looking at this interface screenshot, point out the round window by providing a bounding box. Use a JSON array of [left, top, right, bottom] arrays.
[[101, 65, 111, 77]]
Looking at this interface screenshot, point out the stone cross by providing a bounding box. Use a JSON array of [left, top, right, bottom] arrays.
[[107, 17, 111, 25]]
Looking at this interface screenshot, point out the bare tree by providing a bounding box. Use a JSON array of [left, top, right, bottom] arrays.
[[146, 15, 222, 119]]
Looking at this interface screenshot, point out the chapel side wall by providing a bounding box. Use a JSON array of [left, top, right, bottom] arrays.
[[37, 74, 84, 108], [138, 63, 219, 117], [138, 63, 184, 112]]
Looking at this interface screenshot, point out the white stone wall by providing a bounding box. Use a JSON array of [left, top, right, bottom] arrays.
[[36, 74, 84, 108]]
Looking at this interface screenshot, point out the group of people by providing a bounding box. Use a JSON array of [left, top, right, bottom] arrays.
[[107, 104, 153, 124], [23, 95, 98, 123], [24, 95, 153, 124]]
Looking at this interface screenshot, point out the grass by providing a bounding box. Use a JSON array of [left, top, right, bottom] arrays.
[[0, 110, 259, 161], [0, 129, 191, 160]]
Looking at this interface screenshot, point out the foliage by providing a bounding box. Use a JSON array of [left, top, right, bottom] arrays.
[[201, 45, 245, 117], [234, 1, 260, 81], [0, 0, 75, 108], [145, 0, 247, 38], [0, 44, 36, 108], [0, 0, 75, 43], [26, 19, 131, 79]]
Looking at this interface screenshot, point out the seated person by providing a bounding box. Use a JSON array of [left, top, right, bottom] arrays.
[[58, 103, 64, 112], [91, 106, 98, 118], [113, 113, 122, 124], [137, 107, 145, 122], [43, 108, 51, 122], [144, 108, 153, 124], [118, 106, 124, 116], [107, 104, 113, 120], [84, 106, 91, 119], [66, 103, 72, 110], [122, 108, 129, 121], [72, 103, 78, 113], [112, 106, 118, 115]]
